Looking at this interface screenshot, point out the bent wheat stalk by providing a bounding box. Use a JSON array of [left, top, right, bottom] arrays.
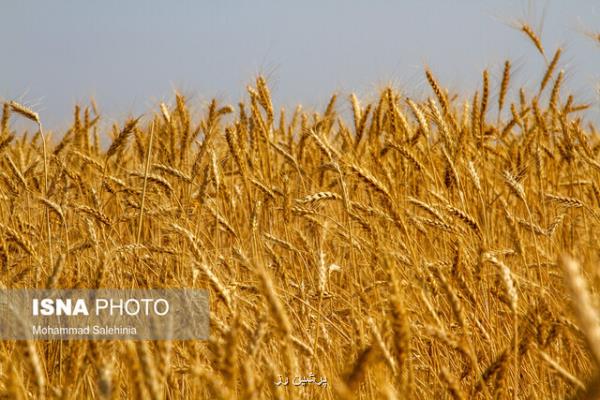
[[8, 101, 53, 272]]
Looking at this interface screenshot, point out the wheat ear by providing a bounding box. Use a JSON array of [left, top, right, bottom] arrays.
[[137, 121, 155, 244]]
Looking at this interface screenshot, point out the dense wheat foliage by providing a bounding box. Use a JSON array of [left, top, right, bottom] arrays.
[[1, 44, 600, 399]]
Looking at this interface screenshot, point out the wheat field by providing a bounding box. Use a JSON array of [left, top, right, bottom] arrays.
[[1, 33, 600, 399]]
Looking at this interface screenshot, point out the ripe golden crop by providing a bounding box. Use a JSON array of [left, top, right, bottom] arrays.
[[0, 36, 599, 399]]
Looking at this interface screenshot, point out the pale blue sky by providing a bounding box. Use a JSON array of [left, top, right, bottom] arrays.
[[1, 1, 599, 132]]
